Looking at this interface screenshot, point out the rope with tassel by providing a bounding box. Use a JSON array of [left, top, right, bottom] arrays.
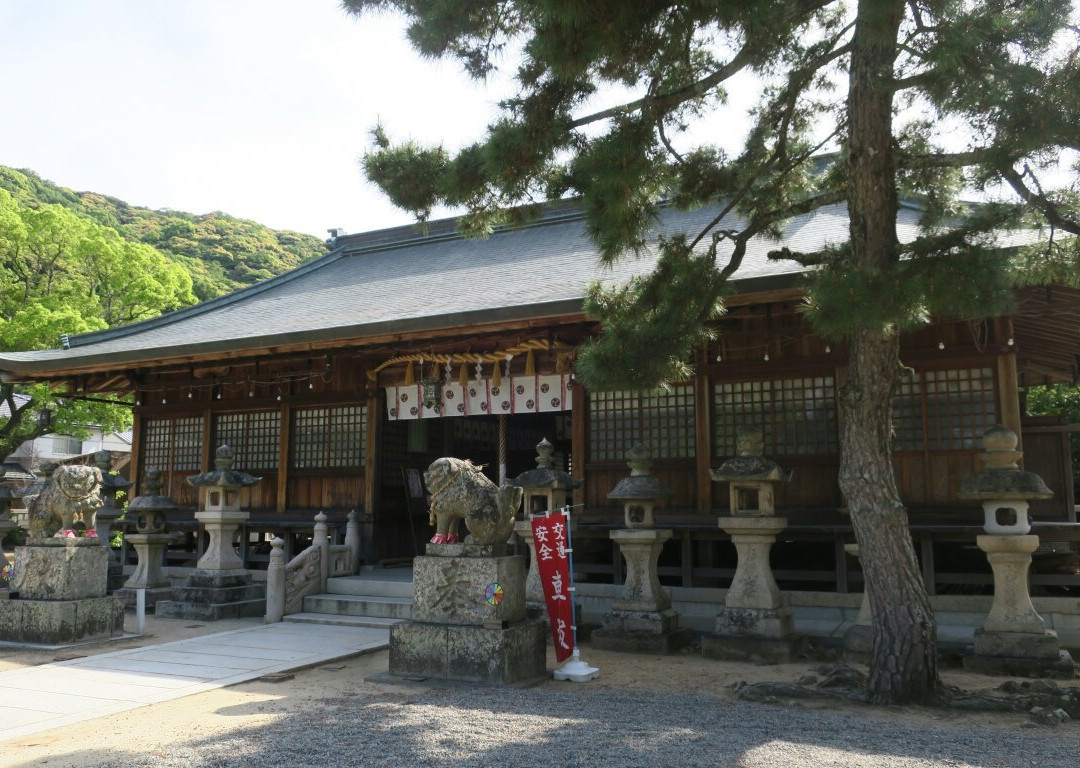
[[367, 338, 572, 383]]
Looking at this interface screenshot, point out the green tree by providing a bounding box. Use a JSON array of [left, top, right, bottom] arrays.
[[343, 0, 1080, 703], [0, 189, 196, 462], [1026, 384, 1080, 497], [0, 166, 328, 302]]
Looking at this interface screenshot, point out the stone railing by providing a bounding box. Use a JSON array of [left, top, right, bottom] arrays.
[[265, 509, 361, 623]]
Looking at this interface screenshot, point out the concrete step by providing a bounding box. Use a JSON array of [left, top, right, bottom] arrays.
[[283, 612, 405, 629], [325, 575, 413, 599], [302, 593, 413, 620]]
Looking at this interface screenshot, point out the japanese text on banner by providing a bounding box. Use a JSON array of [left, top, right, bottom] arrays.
[[531, 512, 575, 662]]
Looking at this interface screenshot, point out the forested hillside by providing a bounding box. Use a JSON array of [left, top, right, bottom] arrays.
[[0, 166, 326, 301]]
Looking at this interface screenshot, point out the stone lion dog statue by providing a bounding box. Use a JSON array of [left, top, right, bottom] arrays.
[[424, 457, 522, 548], [26, 464, 105, 540]]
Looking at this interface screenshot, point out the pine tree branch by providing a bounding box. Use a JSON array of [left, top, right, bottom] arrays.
[[719, 188, 847, 275], [567, 45, 757, 129], [900, 150, 997, 169], [1000, 165, 1080, 237], [567, 0, 835, 130]]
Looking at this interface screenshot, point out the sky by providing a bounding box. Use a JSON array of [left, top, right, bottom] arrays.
[[0, 1, 523, 237]]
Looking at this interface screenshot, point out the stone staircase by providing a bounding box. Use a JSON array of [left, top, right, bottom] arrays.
[[283, 569, 413, 629]]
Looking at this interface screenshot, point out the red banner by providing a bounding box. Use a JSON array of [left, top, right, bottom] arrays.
[[531, 512, 575, 662]]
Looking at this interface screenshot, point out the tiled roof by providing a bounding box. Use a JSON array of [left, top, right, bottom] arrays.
[[0, 393, 31, 418], [0, 201, 928, 373]]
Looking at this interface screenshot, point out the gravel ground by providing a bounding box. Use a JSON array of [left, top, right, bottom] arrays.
[[79, 686, 1075, 768]]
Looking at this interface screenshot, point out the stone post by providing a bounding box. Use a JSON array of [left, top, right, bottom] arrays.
[[344, 508, 361, 574], [959, 425, 1074, 678], [842, 543, 872, 657], [118, 469, 174, 609], [314, 511, 330, 593], [702, 426, 798, 662], [591, 445, 692, 654], [265, 537, 285, 623]]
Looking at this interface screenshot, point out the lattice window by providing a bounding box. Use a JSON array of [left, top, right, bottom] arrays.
[[588, 385, 696, 462], [893, 367, 997, 451], [291, 405, 367, 469], [892, 372, 925, 451], [214, 411, 281, 470], [713, 376, 837, 456], [142, 416, 204, 472]]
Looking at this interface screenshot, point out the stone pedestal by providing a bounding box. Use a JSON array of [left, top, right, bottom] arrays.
[[702, 516, 798, 662], [117, 532, 173, 610], [154, 570, 265, 621], [386, 552, 546, 685], [194, 508, 248, 571], [964, 534, 1074, 677], [591, 528, 692, 654], [0, 540, 124, 645], [842, 543, 873, 658]]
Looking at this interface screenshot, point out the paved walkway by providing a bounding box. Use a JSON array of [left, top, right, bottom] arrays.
[[0, 622, 389, 743]]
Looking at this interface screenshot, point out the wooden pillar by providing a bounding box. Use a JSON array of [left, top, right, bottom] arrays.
[[276, 404, 291, 513], [571, 381, 586, 507], [129, 411, 143, 496], [498, 414, 507, 483], [364, 390, 379, 515], [694, 350, 712, 513], [997, 352, 1022, 452]]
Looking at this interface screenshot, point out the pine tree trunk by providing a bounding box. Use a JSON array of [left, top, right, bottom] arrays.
[[842, 0, 939, 704]]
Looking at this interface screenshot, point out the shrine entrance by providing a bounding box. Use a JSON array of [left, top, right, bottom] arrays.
[[375, 376, 575, 562]]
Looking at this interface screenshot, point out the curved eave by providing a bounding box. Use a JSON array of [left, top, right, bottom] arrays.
[[0, 298, 590, 381], [0, 270, 804, 382]]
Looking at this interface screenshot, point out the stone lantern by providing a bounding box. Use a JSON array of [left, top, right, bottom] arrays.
[[591, 444, 692, 654], [188, 445, 261, 573], [959, 425, 1074, 677], [92, 450, 131, 590], [510, 438, 583, 612], [118, 468, 174, 609], [702, 425, 798, 662], [154, 445, 266, 621]]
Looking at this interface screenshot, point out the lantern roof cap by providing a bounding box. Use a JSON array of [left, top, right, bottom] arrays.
[[510, 438, 582, 490], [710, 426, 792, 483], [958, 425, 1052, 501], [607, 445, 673, 501], [186, 445, 262, 489]]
